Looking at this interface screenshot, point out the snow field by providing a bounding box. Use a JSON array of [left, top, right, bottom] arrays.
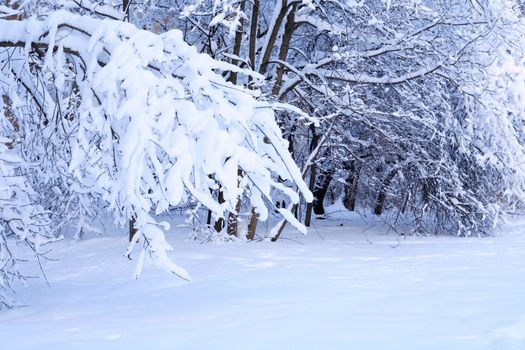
[[1, 213, 525, 350]]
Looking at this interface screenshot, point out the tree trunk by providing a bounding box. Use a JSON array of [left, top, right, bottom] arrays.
[[227, 198, 242, 236], [228, 0, 246, 84], [214, 191, 225, 232], [343, 161, 359, 211], [249, 0, 259, 71], [206, 209, 212, 227], [272, 4, 297, 96], [374, 168, 398, 216], [224, 167, 244, 236], [129, 216, 138, 242], [223, 7, 246, 234], [258, 0, 290, 75], [305, 124, 320, 223], [313, 170, 332, 215], [246, 208, 259, 240]]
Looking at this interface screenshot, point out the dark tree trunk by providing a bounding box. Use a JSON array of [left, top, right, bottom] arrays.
[[228, 0, 245, 84], [374, 168, 398, 216], [258, 0, 290, 75], [313, 170, 333, 215], [248, 0, 259, 71], [343, 160, 359, 211], [304, 124, 320, 226], [225, 168, 244, 236], [206, 209, 212, 227], [272, 4, 297, 96], [129, 216, 138, 242], [224, 7, 246, 234], [287, 124, 296, 160], [227, 198, 242, 236], [246, 208, 259, 240], [214, 191, 225, 232]]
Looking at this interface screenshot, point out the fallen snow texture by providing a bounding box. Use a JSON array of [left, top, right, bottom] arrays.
[[1, 212, 525, 350]]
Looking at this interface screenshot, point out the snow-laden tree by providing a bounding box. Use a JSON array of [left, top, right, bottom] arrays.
[[0, 4, 312, 307], [170, 0, 525, 235]]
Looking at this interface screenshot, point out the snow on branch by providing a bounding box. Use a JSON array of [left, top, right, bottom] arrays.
[[66, 0, 126, 20], [0, 11, 311, 280], [316, 63, 443, 85]]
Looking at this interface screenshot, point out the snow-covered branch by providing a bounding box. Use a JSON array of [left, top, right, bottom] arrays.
[[317, 63, 443, 85], [0, 11, 312, 286], [67, 0, 125, 20]]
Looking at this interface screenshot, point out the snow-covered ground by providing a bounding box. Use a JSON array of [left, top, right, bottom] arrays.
[[2, 209, 525, 350]]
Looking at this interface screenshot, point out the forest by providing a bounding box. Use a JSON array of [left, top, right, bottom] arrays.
[[1, 0, 525, 317]]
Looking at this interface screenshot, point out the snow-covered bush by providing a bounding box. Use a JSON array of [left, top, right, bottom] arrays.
[[0, 4, 312, 305]]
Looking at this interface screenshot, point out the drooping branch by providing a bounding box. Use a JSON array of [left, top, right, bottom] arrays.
[[1, 12, 313, 278]]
